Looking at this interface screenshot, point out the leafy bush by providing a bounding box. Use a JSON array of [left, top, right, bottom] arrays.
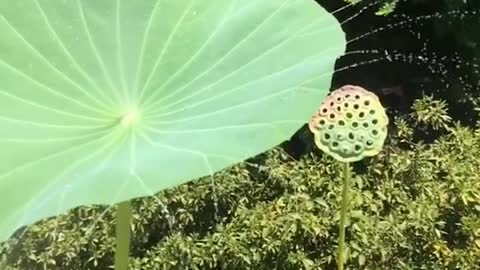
[[1, 96, 480, 269]]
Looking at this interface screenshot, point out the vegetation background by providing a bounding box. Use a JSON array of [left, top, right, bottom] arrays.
[[1, 0, 479, 269]]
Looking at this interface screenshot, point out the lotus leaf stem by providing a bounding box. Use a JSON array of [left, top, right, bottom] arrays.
[[114, 200, 132, 270]]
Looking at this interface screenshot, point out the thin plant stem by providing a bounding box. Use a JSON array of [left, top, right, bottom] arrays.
[[114, 200, 132, 270], [337, 162, 350, 270]]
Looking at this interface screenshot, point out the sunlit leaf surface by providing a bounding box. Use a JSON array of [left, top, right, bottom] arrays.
[[0, 0, 345, 241]]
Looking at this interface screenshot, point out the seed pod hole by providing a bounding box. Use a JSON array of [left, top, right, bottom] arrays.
[[352, 122, 359, 128], [364, 100, 371, 106], [339, 120, 345, 126], [348, 132, 355, 140], [363, 122, 369, 128], [322, 108, 328, 114], [329, 114, 336, 119], [366, 140, 373, 146], [328, 124, 335, 130], [330, 102, 335, 107], [369, 109, 375, 115], [346, 112, 353, 119], [344, 103, 349, 108], [354, 95, 360, 100], [372, 119, 378, 125], [372, 129, 379, 136], [337, 106, 342, 112], [353, 104, 360, 110], [354, 144, 362, 152], [332, 141, 339, 148], [345, 94, 351, 99], [359, 112, 365, 118], [324, 133, 331, 140], [337, 97, 342, 102]]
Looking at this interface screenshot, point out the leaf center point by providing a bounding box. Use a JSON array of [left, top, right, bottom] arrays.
[[121, 107, 140, 127]]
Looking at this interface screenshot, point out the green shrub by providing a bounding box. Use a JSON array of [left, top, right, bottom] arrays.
[[1, 97, 480, 269]]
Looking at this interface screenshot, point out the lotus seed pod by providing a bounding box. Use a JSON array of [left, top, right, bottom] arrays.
[[308, 85, 389, 162]]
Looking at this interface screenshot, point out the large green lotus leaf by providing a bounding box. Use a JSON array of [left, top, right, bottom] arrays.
[[0, 0, 345, 241]]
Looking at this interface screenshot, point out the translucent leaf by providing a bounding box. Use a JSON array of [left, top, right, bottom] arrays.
[[0, 0, 345, 241]]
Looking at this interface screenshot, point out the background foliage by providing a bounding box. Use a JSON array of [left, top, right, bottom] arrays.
[[1, 96, 480, 269]]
